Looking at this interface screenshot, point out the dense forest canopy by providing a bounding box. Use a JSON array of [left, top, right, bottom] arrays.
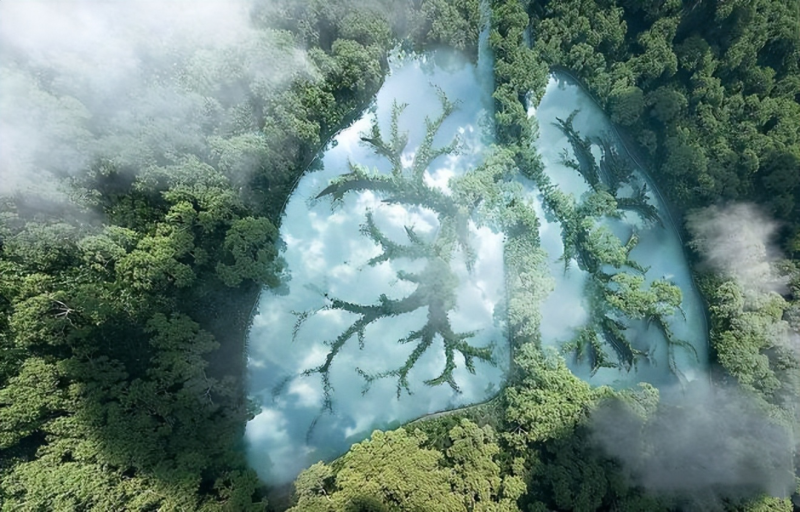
[[0, 0, 799, 511]]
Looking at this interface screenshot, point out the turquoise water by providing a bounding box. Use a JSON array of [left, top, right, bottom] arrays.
[[244, 54, 504, 484], [530, 73, 709, 387]]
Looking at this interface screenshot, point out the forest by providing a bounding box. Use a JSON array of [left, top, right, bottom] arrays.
[[0, 0, 798, 511]]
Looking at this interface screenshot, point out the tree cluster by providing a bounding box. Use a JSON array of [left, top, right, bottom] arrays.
[[530, 0, 800, 245]]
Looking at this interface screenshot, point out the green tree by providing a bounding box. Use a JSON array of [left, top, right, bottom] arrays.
[[605, 273, 682, 321], [646, 86, 687, 124], [504, 345, 601, 450], [290, 429, 465, 512], [216, 217, 282, 287], [446, 420, 525, 511], [609, 85, 645, 126]]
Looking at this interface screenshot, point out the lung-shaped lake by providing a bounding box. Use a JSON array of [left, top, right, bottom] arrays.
[[244, 61, 710, 485], [529, 74, 709, 387], [245, 55, 505, 485]]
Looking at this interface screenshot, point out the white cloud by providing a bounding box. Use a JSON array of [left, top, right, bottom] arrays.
[[0, 0, 313, 195], [686, 203, 787, 294], [247, 408, 289, 444], [288, 380, 323, 409], [424, 167, 456, 193]]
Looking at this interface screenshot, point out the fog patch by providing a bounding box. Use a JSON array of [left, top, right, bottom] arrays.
[[688, 203, 800, 375], [0, 0, 314, 196], [590, 381, 795, 510], [686, 203, 787, 294]]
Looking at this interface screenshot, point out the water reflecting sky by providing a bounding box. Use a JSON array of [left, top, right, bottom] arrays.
[[245, 54, 505, 485], [531, 74, 709, 387]]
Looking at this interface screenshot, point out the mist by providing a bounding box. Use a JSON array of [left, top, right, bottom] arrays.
[[590, 381, 795, 510], [686, 203, 787, 295], [586, 202, 800, 509], [0, 0, 313, 196], [687, 202, 800, 364]]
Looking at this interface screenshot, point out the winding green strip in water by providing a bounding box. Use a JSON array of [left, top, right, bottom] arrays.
[[551, 65, 711, 356]]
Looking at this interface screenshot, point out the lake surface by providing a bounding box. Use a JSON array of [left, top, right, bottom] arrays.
[[530, 73, 709, 387], [244, 53, 504, 485], [244, 62, 710, 484]]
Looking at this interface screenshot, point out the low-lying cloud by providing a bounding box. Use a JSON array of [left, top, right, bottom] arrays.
[[0, 0, 313, 195], [686, 203, 787, 294], [687, 201, 800, 379], [591, 382, 795, 510]]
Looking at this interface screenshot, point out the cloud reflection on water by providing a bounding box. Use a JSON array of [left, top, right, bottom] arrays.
[[245, 56, 504, 485]]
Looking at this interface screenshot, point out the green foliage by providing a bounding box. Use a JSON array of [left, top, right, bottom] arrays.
[[531, 0, 800, 226], [2, 0, 799, 508], [605, 273, 682, 320], [449, 146, 553, 348], [504, 345, 600, 448], [0, 358, 67, 449], [490, 0, 548, 149], [540, 110, 688, 373], [413, 0, 482, 56], [646, 86, 687, 124], [290, 429, 466, 511], [446, 420, 526, 511], [216, 217, 282, 288], [562, 328, 615, 375], [737, 495, 794, 512], [609, 85, 644, 125], [499, 353, 672, 512], [4, 222, 80, 273], [705, 279, 793, 397], [0, 0, 451, 508], [289, 422, 524, 512]]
